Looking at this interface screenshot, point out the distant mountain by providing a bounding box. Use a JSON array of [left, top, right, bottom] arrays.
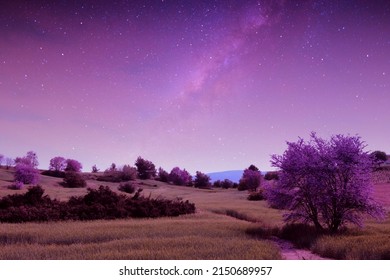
[[207, 170, 269, 183], [206, 170, 243, 183]]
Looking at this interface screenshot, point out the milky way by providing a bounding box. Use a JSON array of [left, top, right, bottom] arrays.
[[1, 0, 389, 173]]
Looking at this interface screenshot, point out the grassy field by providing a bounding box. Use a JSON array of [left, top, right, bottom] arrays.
[[0, 167, 389, 259]]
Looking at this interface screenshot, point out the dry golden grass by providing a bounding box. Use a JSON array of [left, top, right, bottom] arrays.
[[0, 167, 389, 260]]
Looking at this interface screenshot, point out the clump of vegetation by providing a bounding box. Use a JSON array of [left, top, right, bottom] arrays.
[[0, 185, 196, 223], [97, 164, 137, 182], [62, 171, 87, 188], [247, 190, 265, 201], [118, 182, 137, 194], [213, 179, 237, 189], [264, 171, 279, 181]]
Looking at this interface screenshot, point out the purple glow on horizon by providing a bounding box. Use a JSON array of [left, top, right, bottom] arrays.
[[1, 1, 389, 173]]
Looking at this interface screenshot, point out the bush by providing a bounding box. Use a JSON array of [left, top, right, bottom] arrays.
[[264, 171, 279, 181], [41, 170, 66, 178], [118, 182, 137, 194], [247, 190, 265, 201], [0, 185, 196, 223], [97, 165, 137, 182], [63, 171, 87, 188], [14, 163, 40, 184]]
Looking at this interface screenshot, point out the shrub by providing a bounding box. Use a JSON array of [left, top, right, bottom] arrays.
[[135, 156, 156, 179], [63, 171, 86, 188], [0, 185, 196, 223], [194, 171, 211, 188], [97, 165, 137, 182], [118, 182, 137, 194], [92, 165, 99, 173], [247, 190, 265, 201], [41, 170, 65, 178], [264, 171, 279, 181], [14, 163, 40, 184]]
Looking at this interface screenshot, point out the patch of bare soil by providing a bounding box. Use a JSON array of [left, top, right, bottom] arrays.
[[270, 237, 330, 260]]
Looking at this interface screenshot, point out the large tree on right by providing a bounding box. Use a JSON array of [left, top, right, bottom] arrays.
[[268, 132, 385, 233]]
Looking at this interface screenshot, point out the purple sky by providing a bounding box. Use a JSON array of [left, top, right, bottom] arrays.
[[1, 0, 389, 174]]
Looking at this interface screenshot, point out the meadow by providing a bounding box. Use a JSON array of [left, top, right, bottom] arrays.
[[0, 168, 389, 260]]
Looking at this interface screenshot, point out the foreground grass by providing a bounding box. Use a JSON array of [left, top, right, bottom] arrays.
[[0, 213, 280, 259], [0, 168, 389, 259]]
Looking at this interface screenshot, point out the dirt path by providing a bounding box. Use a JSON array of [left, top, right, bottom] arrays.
[[270, 237, 330, 260]]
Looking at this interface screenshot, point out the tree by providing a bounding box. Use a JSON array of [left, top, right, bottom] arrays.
[[15, 151, 39, 168], [49, 156, 67, 172], [92, 165, 99, 173], [370, 150, 388, 169], [169, 167, 192, 186], [5, 157, 14, 169], [194, 171, 211, 188], [65, 159, 82, 172], [0, 154, 4, 167], [268, 133, 385, 233], [238, 166, 262, 191], [14, 163, 40, 184], [157, 167, 169, 182], [135, 156, 156, 179]]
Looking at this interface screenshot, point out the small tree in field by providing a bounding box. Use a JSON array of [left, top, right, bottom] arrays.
[[238, 165, 262, 191], [194, 171, 211, 188], [135, 156, 156, 179], [268, 133, 385, 233], [169, 167, 192, 186], [49, 156, 67, 172], [157, 167, 169, 182], [14, 164, 40, 184], [0, 154, 4, 167], [370, 150, 388, 169], [65, 159, 82, 172]]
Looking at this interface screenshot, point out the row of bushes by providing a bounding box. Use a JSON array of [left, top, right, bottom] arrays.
[[0, 185, 196, 223]]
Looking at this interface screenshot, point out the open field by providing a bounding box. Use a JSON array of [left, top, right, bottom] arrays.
[[0, 168, 389, 259]]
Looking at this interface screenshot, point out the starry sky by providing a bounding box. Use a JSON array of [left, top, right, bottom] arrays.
[[1, 0, 389, 174]]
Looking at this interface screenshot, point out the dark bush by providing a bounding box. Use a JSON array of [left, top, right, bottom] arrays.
[[118, 182, 137, 194], [0, 185, 196, 223], [41, 170, 66, 178], [157, 167, 169, 182], [97, 165, 137, 183], [135, 156, 156, 179], [63, 171, 87, 188], [247, 190, 265, 201], [264, 171, 279, 181]]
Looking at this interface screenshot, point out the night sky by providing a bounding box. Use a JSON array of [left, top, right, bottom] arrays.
[[1, 0, 389, 174]]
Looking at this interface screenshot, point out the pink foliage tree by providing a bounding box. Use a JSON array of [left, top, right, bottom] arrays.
[[14, 163, 39, 185], [268, 132, 385, 233]]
